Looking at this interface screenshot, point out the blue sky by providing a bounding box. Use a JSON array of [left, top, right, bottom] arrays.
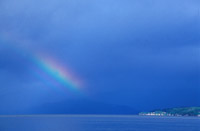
[[0, 0, 199, 114]]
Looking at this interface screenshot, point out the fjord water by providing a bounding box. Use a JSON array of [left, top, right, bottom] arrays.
[[0, 115, 199, 131]]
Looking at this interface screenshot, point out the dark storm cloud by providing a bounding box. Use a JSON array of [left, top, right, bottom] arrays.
[[0, 0, 199, 113]]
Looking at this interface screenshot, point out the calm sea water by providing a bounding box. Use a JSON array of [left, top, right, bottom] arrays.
[[0, 115, 199, 131]]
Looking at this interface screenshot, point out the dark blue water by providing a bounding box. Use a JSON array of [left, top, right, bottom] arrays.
[[0, 115, 199, 131]]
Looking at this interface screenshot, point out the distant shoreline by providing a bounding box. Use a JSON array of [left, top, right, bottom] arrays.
[[139, 107, 200, 117], [0, 114, 199, 118]]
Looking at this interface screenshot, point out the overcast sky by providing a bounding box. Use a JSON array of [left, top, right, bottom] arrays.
[[0, 0, 199, 114]]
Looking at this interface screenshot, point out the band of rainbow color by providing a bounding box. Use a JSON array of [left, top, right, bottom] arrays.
[[0, 32, 82, 93], [32, 55, 81, 92]]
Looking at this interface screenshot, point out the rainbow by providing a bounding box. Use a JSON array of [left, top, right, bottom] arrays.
[[31, 55, 81, 92], [0, 32, 83, 93]]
